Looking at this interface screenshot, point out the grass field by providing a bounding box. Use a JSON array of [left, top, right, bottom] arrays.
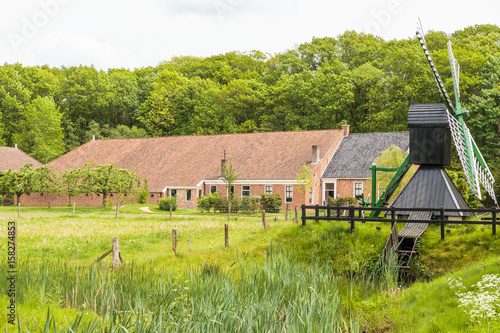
[[0, 204, 499, 332]]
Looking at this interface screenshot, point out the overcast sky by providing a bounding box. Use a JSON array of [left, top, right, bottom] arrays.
[[1, 0, 499, 71]]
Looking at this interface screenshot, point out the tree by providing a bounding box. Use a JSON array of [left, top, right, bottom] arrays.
[[62, 168, 85, 205], [0, 164, 36, 204], [296, 162, 314, 204], [32, 165, 61, 208], [82, 162, 140, 207], [222, 158, 239, 221], [371, 145, 414, 202], [14, 96, 65, 163]]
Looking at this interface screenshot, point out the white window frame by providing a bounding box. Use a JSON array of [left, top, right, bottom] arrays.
[[186, 189, 192, 201], [265, 185, 273, 194], [354, 182, 363, 198], [242, 185, 251, 197], [285, 185, 293, 203], [170, 189, 177, 197], [210, 185, 217, 194]]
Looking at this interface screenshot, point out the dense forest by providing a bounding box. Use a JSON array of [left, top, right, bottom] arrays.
[[1, 25, 499, 189]]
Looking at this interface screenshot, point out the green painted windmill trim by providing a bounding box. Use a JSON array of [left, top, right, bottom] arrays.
[[367, 155, 412, 218]]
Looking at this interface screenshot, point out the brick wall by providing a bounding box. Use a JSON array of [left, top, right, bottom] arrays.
[[21, 192, 164, 207]]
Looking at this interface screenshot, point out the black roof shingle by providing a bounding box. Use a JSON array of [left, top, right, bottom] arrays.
[[322, 132, 409, 179]]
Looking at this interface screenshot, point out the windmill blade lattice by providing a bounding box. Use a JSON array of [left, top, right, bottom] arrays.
[[448, 41, 460, 101], [416, 20, 454, 111], [446, 110, 498, 205]]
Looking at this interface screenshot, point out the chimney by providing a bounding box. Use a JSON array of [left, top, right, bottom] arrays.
[[92, 135, 95, 141], [312, 145, 319, 164], [14, 144, 17, 149], [341, 123, 350, 137]]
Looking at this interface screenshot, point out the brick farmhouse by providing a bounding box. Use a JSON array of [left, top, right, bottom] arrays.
[[19, 126, 409, 209]]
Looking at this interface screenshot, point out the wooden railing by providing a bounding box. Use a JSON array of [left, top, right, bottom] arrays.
[[300, 205, 499, 239]]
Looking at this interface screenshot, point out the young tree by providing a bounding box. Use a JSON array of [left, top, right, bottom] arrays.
[[1, 164, 36, 204], [296, 162, 314, 204], [62, 168, 84, 205], [32, 165, 61, 208], [222, 158, 239, 221]]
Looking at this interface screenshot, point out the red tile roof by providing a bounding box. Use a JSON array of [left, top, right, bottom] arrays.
[[49, 130, 344, 192], [0, 147, 43, 171]]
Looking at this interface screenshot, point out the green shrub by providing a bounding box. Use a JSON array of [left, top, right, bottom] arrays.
[[260, 194, 282, 213], [0, 194, 3, 205], [240, 196, 261, 214], [137, 185, 150, 204], [197, 193, 219, 213], [329, 196, 358, 207], [213, 195, 240, 213], [159, 196, 177, 211]]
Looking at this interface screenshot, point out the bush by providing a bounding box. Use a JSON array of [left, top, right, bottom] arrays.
[[329, 196, 359, 207], [0, 195, 3, 205], [240, 196, 261, 214], [197, 193, 218, 213], [213, 195, 240, 213], [137, 186, 149, 205], [159, 196, 177, 211], [260, 194, 282, 213]]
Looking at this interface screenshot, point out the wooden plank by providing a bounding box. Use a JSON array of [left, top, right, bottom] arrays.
[[398, 211, 431, 238]]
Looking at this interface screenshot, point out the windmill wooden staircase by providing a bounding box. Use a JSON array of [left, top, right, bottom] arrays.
[[384, 211, 431, 270]]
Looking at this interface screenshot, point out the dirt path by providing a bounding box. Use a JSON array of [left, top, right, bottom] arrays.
[[139, 206, 154, 213]]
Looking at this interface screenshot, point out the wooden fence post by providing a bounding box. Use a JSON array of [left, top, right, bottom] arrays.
[[492, 209, 497, 236], [285, 204, 289, 220], [73, 202, 76, 218], [440, 206, 445, 240], [315, 205, 319, 221], [170, 202, 173, 222], [172, 228, 178, 253], [323, 201, 327, 216], [112, 237, 120, 269], [224, 223, 229, 248], [349, 206, 355, 233], [301, 205, 306, 226], [390, 207, 396, 229], [294, 205, 298, 223], [115, 203, 119, 219], [18, 202, 20, 219], [262, 210, 266, 231]]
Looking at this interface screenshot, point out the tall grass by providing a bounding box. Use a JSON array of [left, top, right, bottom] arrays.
[[1, 248, 360, 332]]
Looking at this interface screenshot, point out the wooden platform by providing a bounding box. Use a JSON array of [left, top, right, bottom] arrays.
[[398, 211, 432, 238]]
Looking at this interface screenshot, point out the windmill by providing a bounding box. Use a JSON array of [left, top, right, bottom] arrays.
[[416, 20, 498, 206]]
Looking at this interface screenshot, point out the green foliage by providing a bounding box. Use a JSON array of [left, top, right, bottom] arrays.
[[197, 192, 218, 213], [329, 196, 358, 206], [371, 144, 414, 202], [159, 196, 177, 211], [213, 195, 240, 213], [81, 162, 140, 206], [296, 162, 314, 195], [13, 96, 65, 163], [137, 180, 150, 204], [239, 196, 261, 214], [32, 165, 61, 208], [260, 194, 283, 213]]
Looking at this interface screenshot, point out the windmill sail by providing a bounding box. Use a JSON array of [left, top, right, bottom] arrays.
[[417, 20, 498, 206], [416, 20, 454, 111]]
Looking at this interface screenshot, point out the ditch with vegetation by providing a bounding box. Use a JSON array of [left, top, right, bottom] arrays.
[[0, 204, 499, 332]]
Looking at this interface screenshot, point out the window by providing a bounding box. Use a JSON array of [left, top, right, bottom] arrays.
[[285, 186, 293, 203], [210, 185, 217, 194], [265, 185, 273, 194], [186, 189, 192, 201], [171, 189, 177, 197], [229, 185, 235, 196], [354, 182, 363, 199], [242, 185, 250, 196], [325, 183, 335, 201], [309, 187, 313, 204], [150, 194, 155, 197], [199, 190, 203, 198]]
